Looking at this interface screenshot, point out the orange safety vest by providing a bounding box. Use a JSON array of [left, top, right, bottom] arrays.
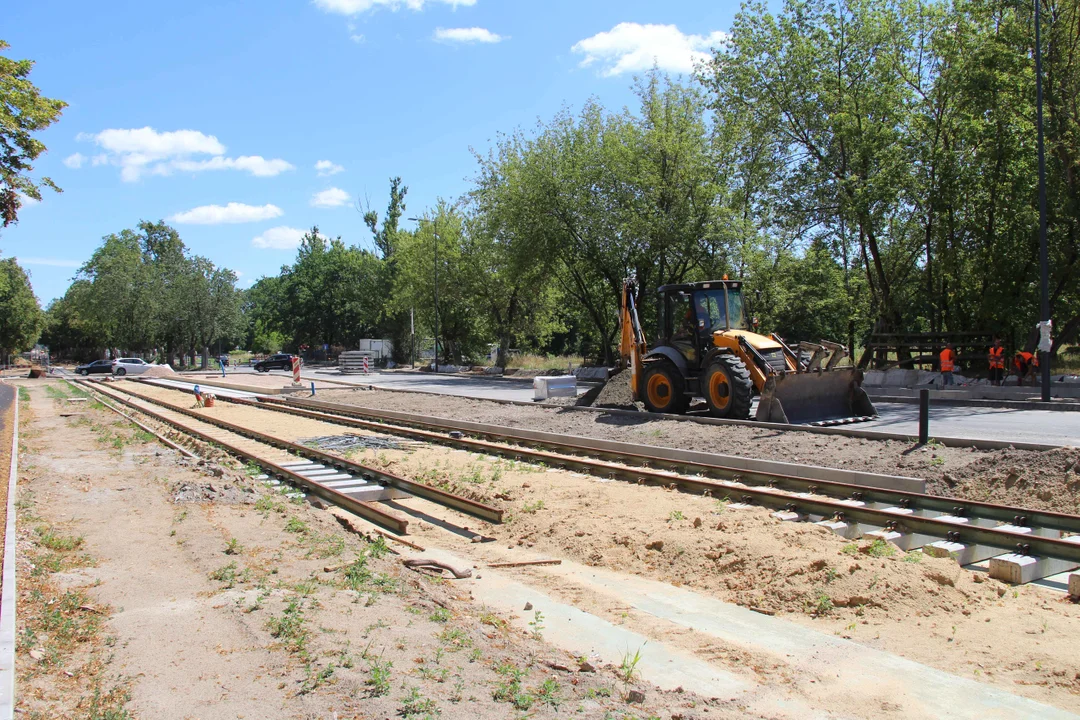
[[1015, 351, 1036, 372], [989, 346, 1005, 369], [940, 349, 955, 372]]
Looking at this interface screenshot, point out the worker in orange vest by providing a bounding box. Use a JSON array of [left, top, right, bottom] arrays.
[[1013, 350, 1039, 386], [939, 342, 957, 386], [987, 338, 1005, 386]]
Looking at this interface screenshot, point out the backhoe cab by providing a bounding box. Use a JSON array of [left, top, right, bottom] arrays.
[[619, 279, 876, 425]]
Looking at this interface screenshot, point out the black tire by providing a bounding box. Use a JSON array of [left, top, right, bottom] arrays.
[[256, 365, 268, 373], [641, 362, 689, 414], [701, 354, 753, 419], [115, 367, 127, 377], [79, 369, 89, 376]]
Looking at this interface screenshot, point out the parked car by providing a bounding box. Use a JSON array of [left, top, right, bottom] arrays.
[[253, 354, 299, 372], [75, 359, 114, 376], [112, 358, 153, 376]]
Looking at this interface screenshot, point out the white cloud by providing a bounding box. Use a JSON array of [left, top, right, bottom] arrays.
[[170, 155, 295, 177], [17, 257, 81, 268], [252, 226, 307, 250], [64, 152, 86, 169], [77, 127, 293, 181], [434, 27, 505, 44], [315, 0, 475, 15], [311, 187, 351, 208], [350, 32, 366, 43], [15, 192, 40, 206], [169, 202, 284, 225], [315, 160, 345, 176], [571, 23, 727, 77]]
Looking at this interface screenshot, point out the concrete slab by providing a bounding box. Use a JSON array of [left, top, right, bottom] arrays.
[[407, 545, 1075, 719], [1070, 573, 1080, 598]]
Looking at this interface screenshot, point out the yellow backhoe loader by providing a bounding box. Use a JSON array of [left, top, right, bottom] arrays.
[[618, 278, 876, 425]]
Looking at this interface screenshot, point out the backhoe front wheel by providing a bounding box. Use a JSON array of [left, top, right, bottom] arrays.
[[702, 355, 753, 419], [642, 362, 689, 415]]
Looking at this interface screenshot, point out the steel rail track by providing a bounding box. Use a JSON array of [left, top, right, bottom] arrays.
[[81, 380, 502, 527], [77, 381, 416, 533], [249, 393, 1080, 538], [121, 380, 1080, 570]]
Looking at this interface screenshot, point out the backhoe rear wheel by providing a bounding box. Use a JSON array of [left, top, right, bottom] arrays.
[[702, 354, 753, 419], [642, 362, 689, 415]]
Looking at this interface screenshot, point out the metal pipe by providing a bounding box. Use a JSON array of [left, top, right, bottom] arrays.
[[919, 388, 929, 445], [1035, 0, 1051, 402]]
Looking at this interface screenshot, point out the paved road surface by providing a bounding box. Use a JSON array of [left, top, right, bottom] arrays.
[[117, 367, 1080, 448], [861, 402, 1080, 447]]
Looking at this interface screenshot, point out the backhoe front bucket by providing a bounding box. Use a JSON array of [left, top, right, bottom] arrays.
[[755, 368, 876, 425]]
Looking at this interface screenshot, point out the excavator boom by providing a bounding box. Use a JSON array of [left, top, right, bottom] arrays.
[[619, 280, 646, 401]]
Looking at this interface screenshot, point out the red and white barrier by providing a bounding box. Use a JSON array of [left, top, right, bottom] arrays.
[[291, 355, 301, 384], [363, 355, 370, 374]]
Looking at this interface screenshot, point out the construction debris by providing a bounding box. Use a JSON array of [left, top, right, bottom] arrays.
[[299, 434, 405, 451], [402, 557, 473, 578]]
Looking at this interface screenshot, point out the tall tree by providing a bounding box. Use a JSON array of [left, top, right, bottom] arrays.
[[0, 40, 66, 227], [0, 256, 43, 359]]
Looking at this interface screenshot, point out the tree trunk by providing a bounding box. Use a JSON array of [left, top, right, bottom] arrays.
[[201, 346, 209, 369], [496, 333, 510, 369]]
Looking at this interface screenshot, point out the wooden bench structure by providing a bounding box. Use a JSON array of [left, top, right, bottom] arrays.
[[857, 332, 994, 370]]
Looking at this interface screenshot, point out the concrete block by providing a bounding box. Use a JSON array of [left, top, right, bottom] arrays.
[[771, 510, 805, 522], [296, 468, 343, 477], [865, 529, 916, 551], [574, 367, 610, 381], [1070, 574, 1080, 598], [988, 554, 1080, 585], [815, 520, 861, 539], [533, 375, 577, 400], [313, 474, 357, 483]]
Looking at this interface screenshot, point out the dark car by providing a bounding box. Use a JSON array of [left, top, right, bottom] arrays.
[[253, 354, 299, 372], [75, 359, 115, 376]]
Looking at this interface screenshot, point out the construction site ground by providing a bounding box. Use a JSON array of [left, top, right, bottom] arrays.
[[39, 379, 1078, 715], [314, 387, 1080, 516], [14, 379, 735, 719]]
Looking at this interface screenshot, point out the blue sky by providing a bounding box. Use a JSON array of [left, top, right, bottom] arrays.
[[2, 0, 735, 304]]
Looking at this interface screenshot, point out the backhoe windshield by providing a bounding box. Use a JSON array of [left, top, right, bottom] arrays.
[[697, 287, 748, 332]]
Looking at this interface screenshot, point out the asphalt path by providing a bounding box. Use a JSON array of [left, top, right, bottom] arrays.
[[60, 366, 1080, 447], [294, 368, 1079, 447]]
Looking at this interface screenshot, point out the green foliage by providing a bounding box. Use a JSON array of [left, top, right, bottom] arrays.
[[0, 257, 44, 356], [365, 655, 392, 696], [47, 221, 242, 362], [0, 40, 66, 227]]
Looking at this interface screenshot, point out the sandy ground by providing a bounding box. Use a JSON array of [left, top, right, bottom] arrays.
[[13, 379, 729, 719], [311, 387, 1080, 515], [105, 380, 1080, 712]]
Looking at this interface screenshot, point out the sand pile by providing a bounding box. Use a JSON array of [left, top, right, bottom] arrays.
[[141, 364, 177, 378]]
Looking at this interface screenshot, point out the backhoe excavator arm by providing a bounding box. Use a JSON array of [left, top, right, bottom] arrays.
[[619, 280, 646, 401]]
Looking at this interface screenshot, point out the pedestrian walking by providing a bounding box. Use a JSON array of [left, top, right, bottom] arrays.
[[988, 338, 1005, 386], [939, 342, 957, 387]]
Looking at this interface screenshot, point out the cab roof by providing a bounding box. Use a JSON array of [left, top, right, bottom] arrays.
[[656, 279, 743, 294]]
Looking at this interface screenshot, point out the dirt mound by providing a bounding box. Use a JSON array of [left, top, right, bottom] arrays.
[[927, 446, 1080, 513], [587, 372, 641, 410], [141, 365, 177, 378]]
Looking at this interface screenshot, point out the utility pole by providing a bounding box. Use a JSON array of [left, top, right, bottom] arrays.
[[1035, 0, 1051, 401]]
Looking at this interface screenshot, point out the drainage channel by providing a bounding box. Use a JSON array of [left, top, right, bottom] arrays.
[[118, 379, 1080, 585], [77, 380, 499, 534]]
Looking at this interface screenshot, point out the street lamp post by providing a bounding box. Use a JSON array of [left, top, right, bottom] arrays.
[[408, 216, 439, 373], [1034, 0, 1051, 401]]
